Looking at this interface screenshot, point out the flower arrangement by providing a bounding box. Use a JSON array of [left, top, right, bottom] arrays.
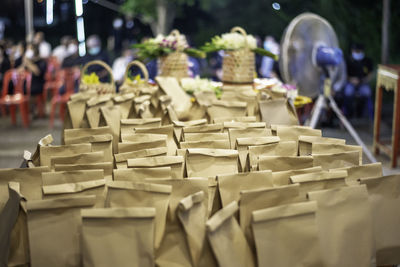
[[180, 76, 222, 98], [133, 33, 205, 61], [82, 72, 100, 85]]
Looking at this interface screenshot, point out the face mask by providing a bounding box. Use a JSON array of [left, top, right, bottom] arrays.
[[67, 44, 78, 55], [25, 49, 34, 59], [88, 46, 101, 55], [352, 52, 364, 61]]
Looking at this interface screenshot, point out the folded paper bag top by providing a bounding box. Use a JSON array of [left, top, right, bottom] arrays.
[[271, 166, 323, 186], [333, 162, 382, 185], [49, 151, 105, 170], [113, 167, 172, 182], [258, 156, 314, 172], [298, 135, 346, 156], [42, 169, 104, 186], [39, 143, 92, 167]]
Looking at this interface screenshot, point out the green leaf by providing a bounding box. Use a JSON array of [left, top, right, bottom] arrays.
[[252, 47, 279, 61]]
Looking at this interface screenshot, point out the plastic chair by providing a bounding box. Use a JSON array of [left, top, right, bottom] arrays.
[[49, 67, 80, 128], [0, 69, 32, 127]]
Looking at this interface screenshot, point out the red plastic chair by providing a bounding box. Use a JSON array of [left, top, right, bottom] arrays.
[[43, 56, 62, 99], [49, 67, 80, 128], [0, 69, 32, 127]]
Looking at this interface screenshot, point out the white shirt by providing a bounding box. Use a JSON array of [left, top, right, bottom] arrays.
[[52, 45, 68, 63], [112, 56, 131, 83], [39, 41, 52, 59]]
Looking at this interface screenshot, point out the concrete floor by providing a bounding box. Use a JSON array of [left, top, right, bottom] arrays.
[[0, 112, 399, 175]]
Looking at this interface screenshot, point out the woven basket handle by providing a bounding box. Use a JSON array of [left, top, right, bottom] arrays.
[[169, 29, 184, 51], [81, 60, 114, 85], [124, 60, 149, 83], [230, 26, 248, 48]]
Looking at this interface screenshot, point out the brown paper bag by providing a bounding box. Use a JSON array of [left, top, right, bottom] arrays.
[[248, 141, 297, 171], [99, 105, 121, 152], [65, 91, 96, 129], [114, 147, 168, 169], [184, 132, 229, 142], [239, 184, 300, 251], [275, 125, 322, 141], [213, 116, 257, 123], [182, 123, 223, 135], [259, 98, 299, 127], [289, 170, 348, 200], [207, 177, 220, 218], [0, 167, 50, 200], [222, 89, 258, 116], [177, 191, 207, 267], [50, 151, 105, 170], [54, 162, 113, 181], [39, 143, 92, 167], [228, 128, 272, 149], [81, 207, 155, 267], [258, 156, 313, 172], [26, 195, 96, 267], [172, 119, 208, 142], [298, 135, 346, 156], [223, 122, 266, 133], [120, 133, 167, 144], [64, 134, 113, 162], [112, 93, 135, 119], [251, 201, 322, 267], [105, 181, 172, 249], [180, 140, 231, 149], [42, 169, 104, 186], [218, 170, 273, 207], [120, 118, 161, 135], [133, 95, 154, 118], [312, 143, 363, 164], [207, 100, 247, 121], [186, 148, 239, 177], [118, 139, 167, 153], [113, 167, 172, 181], [308, 185, 374, 267], [206, 201, 255, 267], [85, 94, 114, 128], [63, 126, 112, 144], [359, 174, 400, 265], [271, 166, 323, 186], [313, 151, 360, 170], [29, 134, 54, 167], [333, 162, 382, 185], [135, 125, 177, 156], [127, 156, 184, 179]]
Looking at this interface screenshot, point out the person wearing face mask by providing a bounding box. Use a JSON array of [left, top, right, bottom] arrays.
[[81, 35, 110, 82], [112, 48, 134, 85], [62, 39, 80, 68], [52, 36, 71, 64], [342, 43, 373, 119]]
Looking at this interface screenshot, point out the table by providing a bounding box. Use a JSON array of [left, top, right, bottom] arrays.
[[373, 64, 400, 168]]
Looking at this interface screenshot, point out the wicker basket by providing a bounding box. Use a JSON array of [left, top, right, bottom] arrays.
[[158, 29, 189, 79], [79, 60, 116, 94], [222, 27, 255, 84], [119, 60, 150, 95]]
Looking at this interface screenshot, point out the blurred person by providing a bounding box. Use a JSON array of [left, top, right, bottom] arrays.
[[0, 44, 11, 92], [260, 36, 279, 78], [33, 32, 51, 59], [11, 41, 25, 68], [342, 43, 373, 118], [62, 39, 80, 68], [81, 35, 110, 81], [112, 48, 133, 84], [52, 36, 71, 64]]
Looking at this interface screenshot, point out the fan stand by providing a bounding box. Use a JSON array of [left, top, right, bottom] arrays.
[[306, 79, 377, 163]]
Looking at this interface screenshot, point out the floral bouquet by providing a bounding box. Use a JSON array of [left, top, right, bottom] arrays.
[[180, 76, 222, 98], [202, 26, 278, 83]]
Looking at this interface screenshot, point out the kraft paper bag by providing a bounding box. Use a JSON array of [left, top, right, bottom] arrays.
[[308, 185, 375, 267], [180, 140, 231, 149], [312, 143, 363, 164], [223, 122, 266, 133], [248, 141, 297, 171], [120, 118, 161, 135], [65, 92, 97, 129], [182, 123, 224, 135], [208, 177, 220, 218], [64, 134, 113, 162], [85, 95, 114, 128], [271, 166, 323, 186], [177, 191, 207, 267], [251, 201, 323, 267], [228, 128, 272, 149], [42, 179, 106, 207], [26, 195, 96, 267], [186, 149, 239, 177], [258, 156, 313, 172], [333, 162, 382, 185], [0, 167, 50, 200], [114, 147, 168, 169], [276, 125, 322, 141], [222, 89, 258, 116], [81, 207, 155, 267], [144, 178, 209, 267], [135, 125, 177, 156], [105, 181, 172, 249], [184, 132, 229, 142], [112, 93, 135, 119], [359, 174, 400, 265], [127, 156, 184, 179], [99, 106, 121, 152], [213, 116, 257, 123], [50, 151, 105, 170], [259, 98, 299, 127], [298, 135, 346, 156], [120, 133, 167, 143], [206, 201, 255, 267], [39, 143, 92, 167], [55, 162, 113, 180], [217, 170, 273, 207], [42, 169, 104, 186], [239, 184, 301, 251], [30, 134, 53, 167], [113, 167, 172, 182], [172, 119, 208, 142], [207, 100, 247, 121], [133, 95, 154, 118], [63, 126, 112, 145], [313, 151, 360, 170], [118, 138, 167, 153], [289, 170, 348, 200]]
